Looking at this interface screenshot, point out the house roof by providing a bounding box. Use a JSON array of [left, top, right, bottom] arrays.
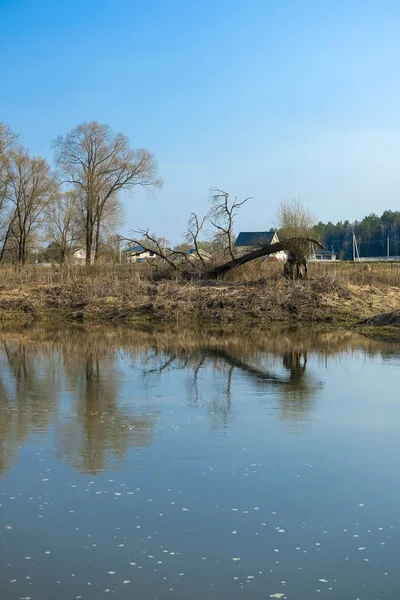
[[122, 245, 146, 253], [188, 248, 211, 258], [235, 231, 277, 247]]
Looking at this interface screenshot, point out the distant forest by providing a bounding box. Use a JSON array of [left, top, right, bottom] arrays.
[[315, 210, 400, 259]]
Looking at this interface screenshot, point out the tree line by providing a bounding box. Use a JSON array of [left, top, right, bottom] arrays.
[[316, 211, 400, 259], [3, 117, 397, 267], [0, 121, 161, 265]]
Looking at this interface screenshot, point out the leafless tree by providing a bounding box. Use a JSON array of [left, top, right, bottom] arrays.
[[53, 121, 162, 264], [208, 187, 252, 260], [185, 212, 207, 267], [275, 199, 317, 279], [121, 229, 194, 271], [2, 147, 58, 264], [0, 124, 18, 245], [45, 191, 81, 263]]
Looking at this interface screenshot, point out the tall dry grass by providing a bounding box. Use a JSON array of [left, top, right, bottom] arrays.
[[0, 260, 399, 325], [1, 260, 400, 289]]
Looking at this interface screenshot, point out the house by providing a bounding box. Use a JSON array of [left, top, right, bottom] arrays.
[[122, 245, 157, 263], [72, 248, 86, 263], [234, 231, 287, 261], [170, 247, 212, 265], [71, 248, 95, 264], [187, 248, 211, 262], [313, 248, 336, 262]]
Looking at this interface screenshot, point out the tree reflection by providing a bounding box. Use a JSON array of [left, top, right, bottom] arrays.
[[55, 349, 156, 474], [0, 340, 59, 475], [142, 344, 320, 428], [0, 331, 156, 478], [0, 325, 398, 477]]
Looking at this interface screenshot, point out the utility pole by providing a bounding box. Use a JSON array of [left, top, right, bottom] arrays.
[[352, 230, 360, 261], [387, 235, 390, 259]]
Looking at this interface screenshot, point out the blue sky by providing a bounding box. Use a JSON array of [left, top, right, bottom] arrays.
[[1, 0, 400, 243]]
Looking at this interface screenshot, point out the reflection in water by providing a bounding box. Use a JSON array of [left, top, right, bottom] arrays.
[[143, 346, 319, 428], [55, 351, 155, 474], [0, 340, 59, 476], [0, 325, 398, 476]]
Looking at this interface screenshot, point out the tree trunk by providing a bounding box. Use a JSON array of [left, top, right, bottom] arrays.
[[86, 209, 94, 265], [207, 238, 323, 279], [94, 215, 101, 262]]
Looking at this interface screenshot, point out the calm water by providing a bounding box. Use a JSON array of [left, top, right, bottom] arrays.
[[0, 326, 400, 600]]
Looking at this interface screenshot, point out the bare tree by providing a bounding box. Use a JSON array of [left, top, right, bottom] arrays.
[[275, 199, 317, 280], [93, 193, 124, 258], [45, 191, 81, 263], [276, 199, 316, 239], [4, 147, 58, 264], [121, 230, 194, 270], [185, 212, 207, 267], [208, 187, 252, 260], [53, 121, 162, 264], [0, 124, 18, 246]]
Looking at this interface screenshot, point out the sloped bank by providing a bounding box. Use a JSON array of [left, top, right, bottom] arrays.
[[0, 275, 399, 327]]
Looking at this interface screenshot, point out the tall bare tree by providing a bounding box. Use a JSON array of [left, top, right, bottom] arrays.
[[53, 121, 162, 264], [208, 187, 252, 260], [0, 124, 18, 245], [45, 191, 81, 263], [4, 147, 58, 264]]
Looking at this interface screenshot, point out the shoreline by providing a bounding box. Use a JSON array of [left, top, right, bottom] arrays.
[[0, 276, 399, 332]]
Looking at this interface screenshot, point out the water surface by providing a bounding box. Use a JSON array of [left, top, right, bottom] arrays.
[[0, 326, 399, 600]]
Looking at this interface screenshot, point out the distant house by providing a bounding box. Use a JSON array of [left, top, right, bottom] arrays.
[[72, 248, 86, 263], [313, 248, 337, 262], [71, 248, 95, 264], [122, 245, 157, 263], [235, 231, 287, 261], [170, 247, 212, 265], [187, 248, 211, 262]]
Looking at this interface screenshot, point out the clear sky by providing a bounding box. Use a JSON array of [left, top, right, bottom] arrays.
[[1, 0, 400, 243]]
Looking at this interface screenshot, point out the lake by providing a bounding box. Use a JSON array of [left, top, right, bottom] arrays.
[[0, 325, 399, 600]]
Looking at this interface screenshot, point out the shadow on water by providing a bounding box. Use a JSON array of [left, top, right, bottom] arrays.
[[0, 324, 398, 476]]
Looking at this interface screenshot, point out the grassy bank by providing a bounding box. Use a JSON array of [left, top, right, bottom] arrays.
[[0, 263, 399, 326]]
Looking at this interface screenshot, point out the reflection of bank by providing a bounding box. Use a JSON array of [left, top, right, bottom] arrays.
[[0, 325, 398, 477]]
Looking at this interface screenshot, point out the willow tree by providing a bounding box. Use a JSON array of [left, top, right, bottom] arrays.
[[276, 199, 317, 279], [53, 121, 162, 264]]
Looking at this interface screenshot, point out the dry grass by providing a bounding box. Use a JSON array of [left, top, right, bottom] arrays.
[[0, 262, 398, 326]]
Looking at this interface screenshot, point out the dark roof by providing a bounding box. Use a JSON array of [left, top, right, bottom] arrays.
[[235, 231, 277, 247], [122, 245, 146, 253]]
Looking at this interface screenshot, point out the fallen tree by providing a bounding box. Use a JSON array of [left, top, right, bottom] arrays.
[[207, 238, 323, 279]]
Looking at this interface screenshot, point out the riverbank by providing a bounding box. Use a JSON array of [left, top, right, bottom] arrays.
[[0, 271, 399, 327]]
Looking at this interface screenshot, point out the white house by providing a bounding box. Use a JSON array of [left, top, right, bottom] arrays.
[[312, 249, 337, 262], [187, 247, 211, 262], [71, 248, 95, 264], [122, 245, 157, 263], [234, 231, 287, 261]]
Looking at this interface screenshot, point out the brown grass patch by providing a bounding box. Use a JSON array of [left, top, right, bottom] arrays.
[[0, 263, 398, 325]]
